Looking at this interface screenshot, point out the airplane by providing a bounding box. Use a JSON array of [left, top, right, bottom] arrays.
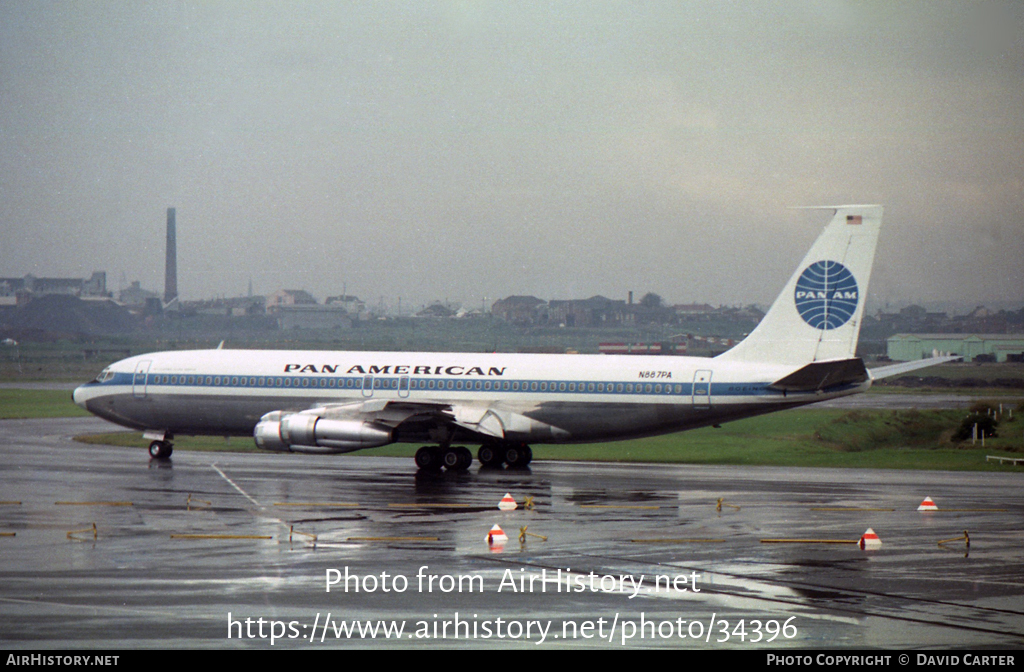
[[73, 205, 957, 469]]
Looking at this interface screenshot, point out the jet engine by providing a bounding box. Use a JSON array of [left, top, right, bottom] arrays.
[[254, 410, 393, 454]]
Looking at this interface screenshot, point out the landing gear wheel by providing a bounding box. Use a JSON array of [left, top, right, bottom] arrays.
[[441, 446, 472, 471], [414, 446, 443, 470], [504, 443, 532, 468], [477, 444, 504, 468], [148, 441, 173, 459]]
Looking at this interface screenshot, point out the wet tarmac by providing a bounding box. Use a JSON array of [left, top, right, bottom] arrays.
[[1, 416, 1022, 649]]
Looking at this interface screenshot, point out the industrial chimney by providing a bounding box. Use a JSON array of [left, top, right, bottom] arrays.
[[164, 207, 177, 304]]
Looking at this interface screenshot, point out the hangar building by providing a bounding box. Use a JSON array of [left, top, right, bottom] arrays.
[[886, 333, 1024, 363]]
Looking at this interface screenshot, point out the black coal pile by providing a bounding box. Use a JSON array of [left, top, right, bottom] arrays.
[[0, 295, 139, 337]]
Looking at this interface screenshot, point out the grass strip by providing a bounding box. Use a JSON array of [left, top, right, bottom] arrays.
[[72, 407, 1024, 471], [0, 389, 91, 419]]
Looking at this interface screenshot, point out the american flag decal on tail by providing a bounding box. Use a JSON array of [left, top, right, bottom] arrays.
[[846, 215, 862, 224]]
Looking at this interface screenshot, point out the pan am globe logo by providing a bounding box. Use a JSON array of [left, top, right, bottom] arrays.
[[794, 260, 859, 330]]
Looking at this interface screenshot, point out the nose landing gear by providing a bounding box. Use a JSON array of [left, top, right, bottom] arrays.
[[148, 440, 173, 459]]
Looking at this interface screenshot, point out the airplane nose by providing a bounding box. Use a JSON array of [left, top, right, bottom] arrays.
[[72, 385, 87, 409]]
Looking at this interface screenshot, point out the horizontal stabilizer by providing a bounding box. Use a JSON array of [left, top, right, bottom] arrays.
[[769, 358, 868, 392], [868, 355, 962, 380]]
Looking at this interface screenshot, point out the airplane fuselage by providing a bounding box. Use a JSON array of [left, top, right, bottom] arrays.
[[73, 348, 869, 446]]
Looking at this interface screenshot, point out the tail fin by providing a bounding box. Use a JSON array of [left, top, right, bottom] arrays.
[[717, 205, 882, 366]]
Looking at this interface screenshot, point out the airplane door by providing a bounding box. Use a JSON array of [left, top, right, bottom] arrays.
[[398, 376, 410, 398], [133, 360, 152, 399], [362, 375, 374, 398], [692, 370, 712, 407]]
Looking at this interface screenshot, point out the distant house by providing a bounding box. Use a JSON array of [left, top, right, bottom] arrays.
[[228, 296, 266, 316], [492, 296, 547, 325], [872, 304, 949, 332], [118, 281, 160, 307], [734, 305, 766, 321], [966, 306, 992, 319], [264, 289, 352, 328], [548, 296, 631, 327], [185, 296, 266, 317], [416, 303, 457, 318], [900, 304, 928, 320], [325, 294, 367, 317], [266, 289, 318, 311]]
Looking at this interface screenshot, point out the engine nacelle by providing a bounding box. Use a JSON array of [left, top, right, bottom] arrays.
[[253, 411, 393, 454]]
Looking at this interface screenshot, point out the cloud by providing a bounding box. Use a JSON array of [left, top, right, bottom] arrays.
[[0, 2, 1020, 309]]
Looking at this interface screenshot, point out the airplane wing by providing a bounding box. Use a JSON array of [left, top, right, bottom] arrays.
[[255, 399, 567, 453], [314, 398, 446, 425], [866, 355, 962, 380], [311, 399, 556, 439]]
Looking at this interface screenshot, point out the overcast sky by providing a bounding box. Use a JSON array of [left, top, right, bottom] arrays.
[[1, 1, 1021, 312]]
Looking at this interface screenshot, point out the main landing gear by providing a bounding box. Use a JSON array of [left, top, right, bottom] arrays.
[[414, 443, 533, 471], [478, 442, 532, 469], [414, 445, 472, 471], [148, 440, 173, 459]]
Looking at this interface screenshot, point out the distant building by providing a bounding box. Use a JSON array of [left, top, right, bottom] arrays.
[[233, 297, 265, 316], [118, 281, 160, 307], [0, 293, 136, 336], [966, 306, 992, 319], [887, 333, 1024, 363], [266, 289, 318, 311], [873, 304, 948, 331], [733, 305, 766, 321], [275, 305, 351, 330], [548, 296, 632, 327], [673, 303, 716, 316], [492, 296, 547, 325], [416, 303, 457, 318], [229, 296, 266, 316], [325, 294, 368, 319], [455, 307, 485, 319], [599, 342, 663, 355], [0, 272, 109, 301], [185, 296, 266, 317]]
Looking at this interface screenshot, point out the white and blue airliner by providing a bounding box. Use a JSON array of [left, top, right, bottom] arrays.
[[73, 205, 954, 469]]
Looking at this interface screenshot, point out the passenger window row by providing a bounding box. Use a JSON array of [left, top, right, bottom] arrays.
[[144, 374, 687, 395]]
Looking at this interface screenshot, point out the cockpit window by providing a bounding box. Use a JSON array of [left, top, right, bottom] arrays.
[[94, 368, 115, 383]]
